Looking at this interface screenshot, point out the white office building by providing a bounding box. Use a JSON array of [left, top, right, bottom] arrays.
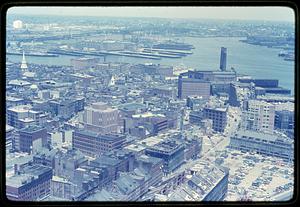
[[242, 99, 275, 133]]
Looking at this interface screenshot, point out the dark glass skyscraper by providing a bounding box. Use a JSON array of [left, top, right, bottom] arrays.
[[220, 47, 227, 71]]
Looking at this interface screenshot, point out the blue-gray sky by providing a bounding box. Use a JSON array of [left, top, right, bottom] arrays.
[[8, 6, 294, 22]]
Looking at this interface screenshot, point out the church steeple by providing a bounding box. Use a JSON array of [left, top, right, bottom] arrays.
[[20, 50, 28, 72], [109, 75, 116, 86]]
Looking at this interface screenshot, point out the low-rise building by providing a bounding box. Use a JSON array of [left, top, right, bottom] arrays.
[[151, 86, 176, 99], [86, 156, 163, 201], [16, 125, 48, 153], [135, 154, 164, 187], [71, 57, 100, 71], [33, 148, 59, 168], [72, 129, 125, 157], [186, 96, 207, 110], [145, 140, 185, 175], [229, 130, 294, 162], [54, 148, 88, 180], [6, 96, 25, 109], [131, 63, 173, 77], [89, 150, 135, 182], [152, 161, 229, 201], [50, 176, 78, 200], [126, 112, 173, 136], [49, 96, 85, 120], [7, 105, 47, 129], [6, 164, 53, 201], [118, 102, 148, 118]]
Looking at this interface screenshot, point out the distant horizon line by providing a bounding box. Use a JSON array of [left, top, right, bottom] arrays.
[[8, 12, 294, 24]]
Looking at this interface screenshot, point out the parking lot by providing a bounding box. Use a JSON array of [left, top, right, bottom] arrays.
[[218, 149, 294, 201]]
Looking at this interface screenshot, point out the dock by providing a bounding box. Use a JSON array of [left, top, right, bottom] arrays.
[[142, 48, 193, 56], [7, 51, 59, 57], [48, 49, 161, 60]]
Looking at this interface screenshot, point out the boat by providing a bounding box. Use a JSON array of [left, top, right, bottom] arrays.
[[278, 51, 288, 57]]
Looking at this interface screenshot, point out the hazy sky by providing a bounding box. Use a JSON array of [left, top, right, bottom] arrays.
[[8, 6, 294, 22]]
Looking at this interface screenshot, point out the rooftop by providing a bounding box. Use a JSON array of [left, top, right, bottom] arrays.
[[132, 112, 165, 119], [55, 148, 87, 162], [153, 85, 173, 91], [124, 144, 146, 153], [118, 102, 147, 112], [52, 175, 72, 184], [87, 102, 116, 112], [115, 173, 141, 194], [85, 189, 116, 201], [6, 153, 33, 173], [74, 129, 125, 142], [180, 77, 211, 83], [34, 148, 59, 159], [204, 106, 227, 112], [92, 156, 121, 167], [274, 102, 294, 111], [6, 164, 52, 188], [19, 125, 45, 133], [23, 71, 36, 78], [256, 94, 294, 102], [265, 87, 290, 91], [8, 79, 31, 86], [235, 130, 293, 144], [71, 73, 94, 79], [147, 140, 184, 155], [166, 161, 228, 201], [8, 105, 32, 113], [6, 96, 24, 102], [18, 117, 35, 123], [248, 99, 274, 106], [137, 154, 163, 165], [212, 71, 236, 75]]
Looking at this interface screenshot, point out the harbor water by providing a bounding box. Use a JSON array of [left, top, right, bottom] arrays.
[[7, 37, 295, 94]]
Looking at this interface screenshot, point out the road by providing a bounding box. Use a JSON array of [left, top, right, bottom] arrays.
[[162, 106, 242, 181]]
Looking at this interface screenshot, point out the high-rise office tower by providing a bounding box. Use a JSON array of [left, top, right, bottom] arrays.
[[220, 47, 227, 71]]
